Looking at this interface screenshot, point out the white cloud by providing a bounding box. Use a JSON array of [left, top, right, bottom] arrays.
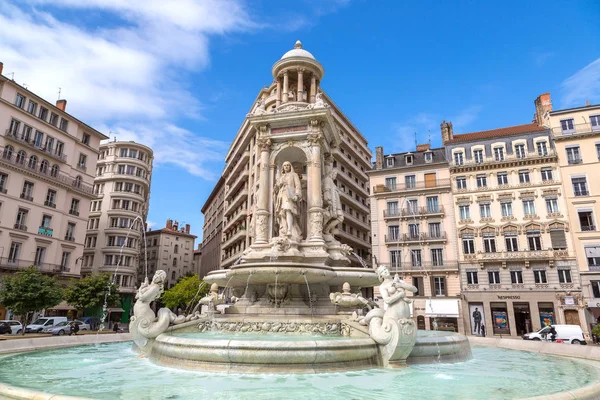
[[562, 58, 600, 107], [145, 220, 156, 229]]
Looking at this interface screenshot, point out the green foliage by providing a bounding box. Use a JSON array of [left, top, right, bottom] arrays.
[[592, 324, 600, 338], [0, 266, 63, 329], [162, 275, 208, 310], [64, 273, 119, 315]]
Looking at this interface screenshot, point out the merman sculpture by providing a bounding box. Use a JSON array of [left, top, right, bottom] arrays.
[[198, 283, 225, 311], [330, 282, 374, 310]]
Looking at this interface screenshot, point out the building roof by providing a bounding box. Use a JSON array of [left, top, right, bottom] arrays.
[[370, 147, 447, 172], [447, 123, 546, 144], [549, 103, 600, 115], [281, 41, 315, 60], [145, 228, 197, 239], [201, 176, 225, 213]]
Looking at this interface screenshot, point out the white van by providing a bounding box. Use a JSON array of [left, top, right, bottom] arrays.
[[25, 317, 68, 333], [523, 324, 586, 345]]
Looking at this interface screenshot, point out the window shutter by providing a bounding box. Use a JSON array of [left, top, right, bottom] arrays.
[[550, 229, 567, 250]]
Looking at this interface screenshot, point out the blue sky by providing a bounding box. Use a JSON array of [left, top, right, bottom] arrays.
[[1, 1, 599, 241]]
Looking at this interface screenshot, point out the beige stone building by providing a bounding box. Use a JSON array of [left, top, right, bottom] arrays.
[[0, 62, 107, 318], [199, 177, 225, 278], [443, 118, 585, 338], [218, 41, 372, 270], [536, 93, 600, 332], [368, 143, 463, 332], [82, 140, 153, 321], [145, 219, 197, 289]]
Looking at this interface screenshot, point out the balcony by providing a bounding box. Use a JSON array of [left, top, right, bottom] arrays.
[[581, 225, 596, 232], [14, 223, 27, 231], [339, 189, 369, 212], [373, 179, 451, 194], [225, 188, 248, 217], [44, 200, 56, 208], [450, 149, 557, 168], [226, 150, 250, 181], [385, 232, 447, 243], [474, 249, 574, 261], [3, 129, 67, 162], [69, 209, 80, 216], [223, 208, 248, 232], [0, 257, 71, 274], [76, 163, 87, 172], [19, 193, 33, 201], [64, 235, 75, 242], [38, 226, 53, 237], [222, 227, 247, 248], [227, 167, 249, 195], [552, 122, 600, 139], [388, 261, 459, 272]]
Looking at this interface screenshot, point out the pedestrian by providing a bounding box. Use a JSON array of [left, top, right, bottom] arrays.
[[472, 308, 482, 335], [69, 322, 79, 336], [549, 325, 557, 342], [113, 322, 119, 333], [480, 324, 486, 337]]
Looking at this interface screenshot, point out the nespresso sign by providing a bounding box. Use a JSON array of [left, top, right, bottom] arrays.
[[271, 125, 307, 134], [497, 295, 521, 300]]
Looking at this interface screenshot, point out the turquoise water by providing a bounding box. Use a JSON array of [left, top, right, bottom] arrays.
[[0, 342, 597, 400]]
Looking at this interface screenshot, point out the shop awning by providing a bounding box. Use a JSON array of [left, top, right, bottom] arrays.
[[49, 301, 76, 311], [107, 308, 125, 313], [425, 299, 460, 318]]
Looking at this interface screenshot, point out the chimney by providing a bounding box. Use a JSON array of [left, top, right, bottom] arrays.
[[533, 93, 552, 125], [416, 143, 430, 152], [375, 146, 384, 169], [56, 99, 67, 112], [173, 221, 179, 231], [166, 219, 173, 230], [144, 222, 148, 231], [0, 62, 3, 76], [440, 121, 454, 144], [185, 224, 190, 234], [586, 100, 591, 106]]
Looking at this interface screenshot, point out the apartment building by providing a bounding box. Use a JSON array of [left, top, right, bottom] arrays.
[[218, 41, 372, 269], [82, 140, 153, 322], [443, 118, 585, 338], [368, 143, 462, 332], [145, 219, 197, 289], [199, 177, 225, 278], [536, 93, 600, 332], [193, 244, 202, 277], [0, 62, 108, 318]]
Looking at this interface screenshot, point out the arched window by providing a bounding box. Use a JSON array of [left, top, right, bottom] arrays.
[[3, 146, 14, 159], [16, 150, 26, 164], [174, 244, 179, 254], [74, 175, 82, 188], [171, 271, 176, 281], [173, 258, 177, 267], [51, 164, 59, 177], [28, 155, 37, 169], [39, 160, 49, 174]]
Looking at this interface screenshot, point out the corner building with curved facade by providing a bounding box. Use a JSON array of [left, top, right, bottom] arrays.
[[82, 140, 153, 322]]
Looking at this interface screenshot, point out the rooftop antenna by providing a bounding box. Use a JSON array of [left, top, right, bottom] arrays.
[[22, 83, 28, 90], [9, 72, 14, 81], [57, 87, 61, 100], [428, 130, 431, 145]]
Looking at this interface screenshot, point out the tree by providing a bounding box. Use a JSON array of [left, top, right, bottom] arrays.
[[162, 275, 208, 312], [0, 266, 63, 334], [64, 273, 119, 316]]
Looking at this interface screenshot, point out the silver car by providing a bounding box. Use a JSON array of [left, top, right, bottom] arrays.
[[42, 320, 91, 335]]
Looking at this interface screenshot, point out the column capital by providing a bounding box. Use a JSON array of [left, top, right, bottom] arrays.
[[257, 137, 272, 152], [307, 132, 324, 146]]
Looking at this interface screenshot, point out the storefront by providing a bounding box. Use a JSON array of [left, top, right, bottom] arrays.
[[411, 298, 463, 334]]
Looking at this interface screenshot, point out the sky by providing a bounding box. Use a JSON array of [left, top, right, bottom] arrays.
[[0, 0, 599, 242]]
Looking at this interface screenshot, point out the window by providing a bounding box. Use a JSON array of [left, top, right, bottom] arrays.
[[473, 149, 484, 164], [405, 175, 416, 189], [15, 208, 28, 230], [55, 141, 64, 157], [523, 199, 536, 215], [497, 172, 508, 185], [515, 144, 526, 159], [500, 201, 513, 217], [483, 233, 497, 253], [15, 93, 25, 108], [410, 249, 422, 267], [534, 270, 547, 284], [38, 106, 48, 121], [59, 118, 68, 132], [0, 173, 7, 193], [386, 157, 394, 167], [558, 268, 572, 284], [27, 101, 37, 115], [21, 181, 34, 201], [537, 141, 548, 156], [459, 205, 470, 220], [428, 223, 441, 238], [424, 152, 432, 163], [466, 271, 478, 284], [480, 203, 491, 218], [431, 249, 443, 266], [587, 246, 600, 269], [510, 270, 523, 284], [16, 150, 26, 165], [456, 177, 467, 190], [51, 164, 59, 178], [389, 250, 401, 268], [560, 118, 575, 134], [408, 223, 420, 239], [407, 199, 418, 214], [387, 201, 398, 216], [70, 199, 80, 215], [550, 228, 567, 250], [385, 177, 397, 190], [34, 247, 46, 265], [505, 232, 518, 252], [579, 211, 595, 231], [566, 146, 581, 164], [28, 155, 37, 170], [476, 174, 487, 188], [454, 152, 464, 165], [21, 125, 32, 141], [541, 168, 553, 181], [518, 170, 530, 184], [388, 225, 400, 241], [572, 177, 589, 196], [8, 119, 20, 135], [49, 113, 59, 126], [488, 270, 501, 284], [40, 159, 49, 174], [597, 144, 600, 161], [174, 244, 179, 254], [462, 234, 475, 254], [546, 198, 559, 214], [8, 242, 21, 262], [405, 155, 413, 165], [494, 147, 505, 161], [65, 223, 75, 241], [426, 196, 439, 212], [61, 252, 71, 270], [527, 230, 542, 250], [78, 154, 87, 169], [433, 277, 446, 296], [592, 281, 600, 298]]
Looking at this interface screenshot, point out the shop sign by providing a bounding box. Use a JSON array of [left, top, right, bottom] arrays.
[[497, 295, 520, 300], [587, 300, 600, 308], [564, 296, 575, 306]]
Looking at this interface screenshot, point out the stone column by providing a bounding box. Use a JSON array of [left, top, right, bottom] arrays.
[[282, 71, 289, 103], [276, 78, 282, 107], [310, 75, 316, 103], [255, 127, 272, 244], [307, 120, 324, 242], [297, 68, 304, 102]]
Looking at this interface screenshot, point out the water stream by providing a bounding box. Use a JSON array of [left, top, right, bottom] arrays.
[[302, 273, 314, 317]]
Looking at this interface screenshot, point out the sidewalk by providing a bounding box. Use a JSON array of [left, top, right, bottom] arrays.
[[0, 332, 131, 355]]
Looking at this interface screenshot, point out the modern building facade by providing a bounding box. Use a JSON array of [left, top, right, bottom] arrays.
[[82, 140, 153, 321], [0, 62, 108, 318], [537, 93, 600, 333], [443, 119, 585, 338], [145, 219, 197, 289], [368, 143, 462, 332], [218, 41, 372, 270], [199, 177, 225, 278]]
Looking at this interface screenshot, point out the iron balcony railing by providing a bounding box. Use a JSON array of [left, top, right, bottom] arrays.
[[4, 129, 67, 162], [38, 226, 53, 236], [0, 257, 70, 273], [450, 149, 557, 168], [552, 122, 600, 138], [385, 232, 447, 243], [374, 179, 451, 194], [388, 261, 459, 271]]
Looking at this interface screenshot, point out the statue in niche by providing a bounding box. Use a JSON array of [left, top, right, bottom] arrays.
[[322, 159, 343, 242], [288, 84, 297, 102], [274, 161, 303, 240]]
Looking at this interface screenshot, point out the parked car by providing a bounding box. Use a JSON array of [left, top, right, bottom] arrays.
[[25, 317, 68, 333], [0, 320, 23, 334], [81, 316, 100, 331], [42, 320, 90, 336], [0, 322, 11, 335], [523, 324, 587, 345]]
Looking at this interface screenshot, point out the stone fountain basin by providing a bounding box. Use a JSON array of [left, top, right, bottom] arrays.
[[204, 262, 379, 287]]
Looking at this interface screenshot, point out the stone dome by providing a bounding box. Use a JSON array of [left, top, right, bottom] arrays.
[[281, 40, 315, 60]]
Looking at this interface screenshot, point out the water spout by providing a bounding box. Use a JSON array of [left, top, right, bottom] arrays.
[[302, 272, 314, 318]]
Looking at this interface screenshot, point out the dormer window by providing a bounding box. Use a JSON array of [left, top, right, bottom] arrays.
[[386, 157, 395, 167], [424, 152, 432, 163], [405, 154, 413, 165], [454, 152, 464, 166]]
